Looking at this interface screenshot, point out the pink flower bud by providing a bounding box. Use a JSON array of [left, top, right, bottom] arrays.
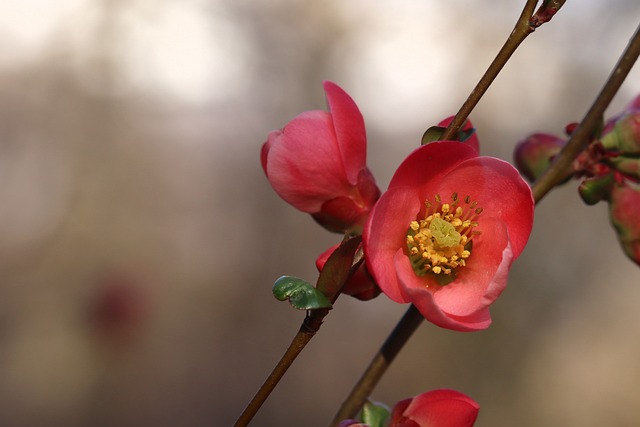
[[514, 133, 566, 182], [609, 182, 640, 266], [261, 81, 380, 234]]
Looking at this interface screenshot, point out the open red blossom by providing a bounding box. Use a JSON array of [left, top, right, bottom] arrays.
[[389, 389, 479, 427], [261, 81, 380, 233], [364, 142, 534, 331]]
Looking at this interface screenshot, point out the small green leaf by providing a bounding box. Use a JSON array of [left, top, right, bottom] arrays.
[[360, 400, 390, 427], [272, 276, 332, 310], [421, 126, 446, 145]]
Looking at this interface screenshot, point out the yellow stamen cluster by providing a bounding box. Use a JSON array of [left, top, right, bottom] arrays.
[[406, 193, 482, 282]]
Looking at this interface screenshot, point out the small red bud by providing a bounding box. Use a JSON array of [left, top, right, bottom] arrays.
[[564, 122, 579, 136]]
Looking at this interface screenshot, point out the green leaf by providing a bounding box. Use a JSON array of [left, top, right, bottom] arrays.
[[360, 400, 390, 427], [421, 126, 446, 145], [272, 276, 332, 310]]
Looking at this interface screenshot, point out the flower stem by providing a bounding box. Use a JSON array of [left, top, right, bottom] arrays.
[[234, 236, 363, 427], [532, 20, 640, 203], [329, 305, 424, 426], [441, 0, 539, 141], [234, 309, 330, 427]]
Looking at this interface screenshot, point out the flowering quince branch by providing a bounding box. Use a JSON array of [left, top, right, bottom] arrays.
[[330, 21, 640, 426], [531, 20, 640, 202], [241, 5, 640, 427]]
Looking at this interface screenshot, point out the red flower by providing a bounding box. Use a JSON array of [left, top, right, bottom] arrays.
[[316, 244, 381, 301], [389, 389, 479, 427], [261, 81, 380, 233], [363, 142, 534, 331]]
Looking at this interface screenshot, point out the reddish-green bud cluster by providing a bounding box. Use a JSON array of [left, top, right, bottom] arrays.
[[515, 94, 640, 267]]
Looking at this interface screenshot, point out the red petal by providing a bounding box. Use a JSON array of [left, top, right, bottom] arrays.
[[403, 389, 479, 427], [436, 156, 534, 259], [388, 398, 417, 427], [388, 142, 478, 194], [433, 219, 512, 317], [260, 135, 272, 176], [364, 187, 422, 303], [323, 81, 367, 185], [265, 110, 351, 212], [394, 251, 492, 332]]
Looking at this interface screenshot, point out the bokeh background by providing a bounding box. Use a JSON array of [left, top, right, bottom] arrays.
[[1, 1, 640, 426]]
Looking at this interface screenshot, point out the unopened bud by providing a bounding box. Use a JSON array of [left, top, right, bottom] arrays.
[[514, 133, 566, 182], [607, 155, 640, 180], [609, 182, 640, 267], [600, 111, 640, 154], [578, 174, 614, 205]]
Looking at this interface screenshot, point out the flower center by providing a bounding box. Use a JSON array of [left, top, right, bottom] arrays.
[[405, 193, 482, 285]]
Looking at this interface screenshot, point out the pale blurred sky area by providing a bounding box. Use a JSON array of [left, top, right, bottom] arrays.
[[1, 1, 640, 426]]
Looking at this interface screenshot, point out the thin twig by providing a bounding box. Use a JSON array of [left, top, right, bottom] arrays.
[[233, 311, 328, 427], [330, 305, 424, 426], [441, 0, 539, 141], [234, 237, 362, 427], [532, 20, 640, 203]]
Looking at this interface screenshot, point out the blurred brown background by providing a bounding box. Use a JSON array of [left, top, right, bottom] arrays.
[[1, 1, 640, 426]]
